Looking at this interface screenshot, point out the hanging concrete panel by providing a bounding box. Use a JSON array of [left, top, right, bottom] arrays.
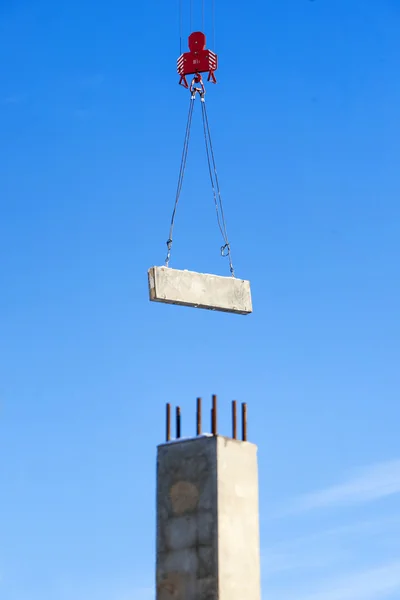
[[148, 266, 252, 315]]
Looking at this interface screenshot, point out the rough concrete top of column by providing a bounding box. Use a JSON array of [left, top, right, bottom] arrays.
[[158, 434, 257, 450], [148, 266, 252, 315]]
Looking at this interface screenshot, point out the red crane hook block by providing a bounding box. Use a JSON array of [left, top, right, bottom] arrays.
[[177, 31, 218, 89]]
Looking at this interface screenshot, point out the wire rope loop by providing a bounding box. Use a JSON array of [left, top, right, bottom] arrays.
[[221, 243, 230, 257]]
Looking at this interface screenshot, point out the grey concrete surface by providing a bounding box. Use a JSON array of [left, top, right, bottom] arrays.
[[148, 266, 252, 314], [216, 436, 261, 600], [156, 436, 261, 600], [156, 437, 218, 600]]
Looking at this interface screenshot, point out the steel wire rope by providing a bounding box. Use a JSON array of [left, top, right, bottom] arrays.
[[179, 0, 183, 54], [200, 99, 235, 276], [165, 96, 195, 267], [212, 0, 216, 49]]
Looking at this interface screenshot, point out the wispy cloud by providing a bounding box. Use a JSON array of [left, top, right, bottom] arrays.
[[295, 561, 400, 600], [265, 461, 400, 599], [263, 544, 341, 577], [263, 514, 400, 579], [284, 459, 400, 514]]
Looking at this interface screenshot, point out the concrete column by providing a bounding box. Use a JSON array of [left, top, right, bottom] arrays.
[[156, 436, 261, 600]]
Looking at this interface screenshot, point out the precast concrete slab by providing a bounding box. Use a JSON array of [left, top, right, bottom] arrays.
[[148, 266, 252, 315]]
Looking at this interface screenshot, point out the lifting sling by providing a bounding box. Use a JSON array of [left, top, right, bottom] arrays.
[[165, 74, 235, 277]]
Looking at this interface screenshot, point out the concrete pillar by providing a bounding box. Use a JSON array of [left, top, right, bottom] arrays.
[[156, 435, 261, 600]]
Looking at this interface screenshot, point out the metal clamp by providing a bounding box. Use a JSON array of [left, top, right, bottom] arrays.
[[190, 74, 206, 101]]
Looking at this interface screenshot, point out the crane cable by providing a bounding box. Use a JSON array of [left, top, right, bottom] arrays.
[[200, 99, 234, 276], [179, 0, 214, 51], [165, 95, 195, 268], [165, 90, 235, 277]]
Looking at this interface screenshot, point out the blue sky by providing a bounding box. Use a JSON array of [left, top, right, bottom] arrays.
[[1, 0, 400, 598]]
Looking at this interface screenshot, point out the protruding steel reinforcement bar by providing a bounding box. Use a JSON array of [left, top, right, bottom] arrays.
[[241, 402, 248, 441], [232, 400, 237, 440], [176, 406, 181, 439], [164, 396, 249, 441], [196, 397, 202, 436], [166, 403, 171, 442], [211, 394, 217, 435]]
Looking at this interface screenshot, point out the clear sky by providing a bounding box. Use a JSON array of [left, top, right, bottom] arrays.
[[1, 0, 400, 598]]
